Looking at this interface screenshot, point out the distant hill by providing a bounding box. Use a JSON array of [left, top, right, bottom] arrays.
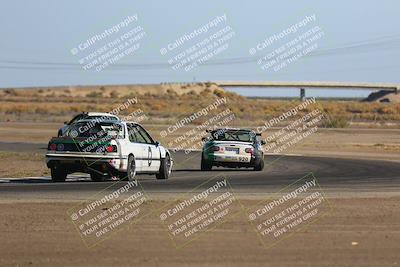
[[0, 83, 222, 98], [362, 90, 400, 103]]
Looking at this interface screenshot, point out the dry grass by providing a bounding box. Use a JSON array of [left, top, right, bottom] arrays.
[[1, 83, 400, 127]]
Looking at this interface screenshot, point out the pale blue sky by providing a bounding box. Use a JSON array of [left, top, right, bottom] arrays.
[[0, 0, 399, 89]]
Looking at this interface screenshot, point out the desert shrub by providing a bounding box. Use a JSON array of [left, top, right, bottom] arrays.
[[321, 116, 349, 128], [377, 106, 397, 115], [70, 106, 81, 113], [213, 89, 225, 98], [35, 106, 51, 114], [4, 89, 17, 96], [124, 92, 136, 98], [150, 102, 167, 111], [86, 92, 103, 98], [166, 89, 177, 95], [110, 91, 119, 98]]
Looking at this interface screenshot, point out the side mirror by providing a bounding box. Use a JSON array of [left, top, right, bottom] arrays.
[[154, 141, 160, 147], [63, 121, 68, 125], [261, 140, 266, 145], [201, 137, 207, 142]]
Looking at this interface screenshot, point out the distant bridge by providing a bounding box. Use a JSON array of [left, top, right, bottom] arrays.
[[215, 81, 399, 100], [215, 81, 400, 92]]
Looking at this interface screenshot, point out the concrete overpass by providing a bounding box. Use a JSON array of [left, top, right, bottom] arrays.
[[215, 81, 399, 100], [215, 81, 399, 91]]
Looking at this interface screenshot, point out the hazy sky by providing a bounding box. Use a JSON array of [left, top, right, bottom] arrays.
[[0, 0, 399, 88]]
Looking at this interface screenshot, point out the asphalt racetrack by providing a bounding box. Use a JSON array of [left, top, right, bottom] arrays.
[[1, 149, 400, 199], [1, 145, 400, 267]]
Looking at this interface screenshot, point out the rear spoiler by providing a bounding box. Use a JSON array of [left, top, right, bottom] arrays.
[[205, 129, 261, 136]]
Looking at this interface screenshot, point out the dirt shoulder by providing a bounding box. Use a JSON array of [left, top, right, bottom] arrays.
[[0, 151, 48, 178], [0, 197, 399, 267]]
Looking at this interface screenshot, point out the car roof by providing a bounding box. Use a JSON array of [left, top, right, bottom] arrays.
[[70, 119, 143, 128], [73, 119, 122, 124], [86, 112, 119, 118], [210, 128, 253, 133]]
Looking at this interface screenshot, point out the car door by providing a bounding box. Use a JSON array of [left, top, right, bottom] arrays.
[[126, 123, 148, 172], [133, 125, 161, 172]]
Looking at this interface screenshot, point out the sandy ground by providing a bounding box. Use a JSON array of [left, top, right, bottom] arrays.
[[0, 151, 49, 178], [0, 196, 399, 267]]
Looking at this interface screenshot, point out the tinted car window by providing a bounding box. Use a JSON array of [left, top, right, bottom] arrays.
[[212, 130, 255, 142], [134, 125, 154, 144], [127, 124, 139, 143], [66, 121, 124, 139]]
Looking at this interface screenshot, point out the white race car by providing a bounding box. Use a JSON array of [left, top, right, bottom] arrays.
[[46, 120, 172, 182], [201, 128, 265, 171], [57, 112, 120, 137]]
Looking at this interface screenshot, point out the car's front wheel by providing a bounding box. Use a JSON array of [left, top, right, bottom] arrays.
[[156, 154, 172, 180], [51, 166, 67, 182]]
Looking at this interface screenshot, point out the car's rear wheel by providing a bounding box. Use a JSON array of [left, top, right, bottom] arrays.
[[201, 156, 212, 171], [119, 155, 136, 181], [51, 166, 67, 182], [254, 158, 264, 171], [121, 155, 136, 181], [90, 172, 106, 182], [156, 154, 172, 180]]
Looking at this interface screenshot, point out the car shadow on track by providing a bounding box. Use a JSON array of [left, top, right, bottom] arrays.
[[173, 168, 255, 172]]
